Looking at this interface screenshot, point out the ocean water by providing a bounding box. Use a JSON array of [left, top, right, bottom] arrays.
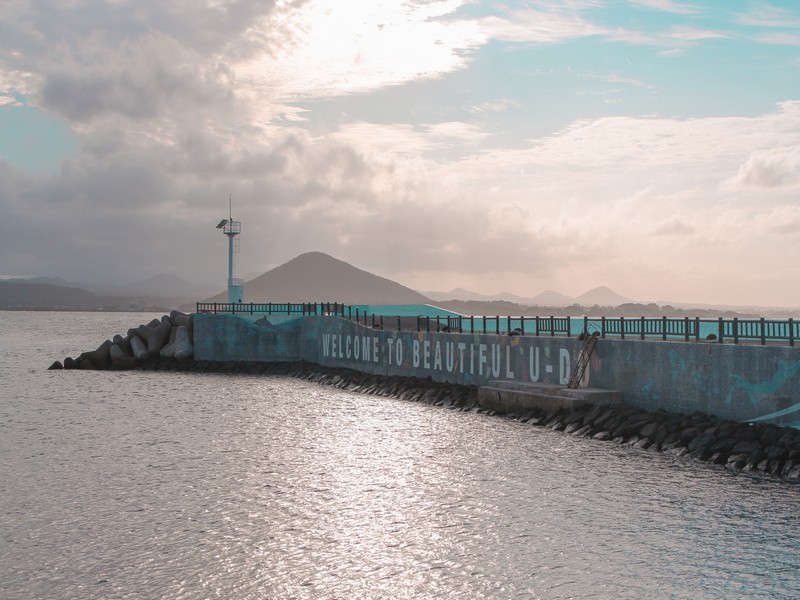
[[1, 311, 799, 599]]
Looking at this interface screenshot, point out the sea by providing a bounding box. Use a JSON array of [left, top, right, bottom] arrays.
[[2, 311, 799, 599]]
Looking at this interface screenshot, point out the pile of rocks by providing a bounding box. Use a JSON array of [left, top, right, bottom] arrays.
[[500, 402, 800, 480], [48, 310, 194, 370]]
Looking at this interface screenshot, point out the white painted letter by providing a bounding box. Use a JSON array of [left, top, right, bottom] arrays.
[[322, 334, 330, 357], [434, 341, 443, 371], [529, 347, 540, 382], [559, 348, 571, 385], [491, 344, 501, 378], [457, 343, 466, 373]]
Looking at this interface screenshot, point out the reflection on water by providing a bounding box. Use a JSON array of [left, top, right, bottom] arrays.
[[1, 311, 799, 599]]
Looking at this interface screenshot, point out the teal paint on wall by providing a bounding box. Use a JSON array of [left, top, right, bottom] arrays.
[[194, 315, 800, 427]]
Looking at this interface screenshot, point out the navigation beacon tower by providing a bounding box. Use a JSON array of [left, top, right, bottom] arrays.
[[215, 196, 244, 303]]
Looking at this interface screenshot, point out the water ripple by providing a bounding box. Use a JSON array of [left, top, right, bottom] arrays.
[[1, 311, 800, 599]]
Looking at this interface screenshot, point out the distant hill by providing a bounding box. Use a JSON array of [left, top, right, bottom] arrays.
[[422, 286, 619, 307], [574, 286, 631, 306], [0, 280, 106, 309], [528, 290, 574, 306], [108, 273, 218, 299], [206, 252, 432, 305], [0, 278, 200, 311]]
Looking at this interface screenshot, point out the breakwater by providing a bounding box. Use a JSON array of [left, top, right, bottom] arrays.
[[49, 310, 194, 370], [192, 313, 800, 427], [49, 311, 800, 480]]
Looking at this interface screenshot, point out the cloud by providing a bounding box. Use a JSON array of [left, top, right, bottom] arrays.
[[466, 99, 520, 113], [654, 220, 696, 236], [484, 6, 608, 44], [0, 1, 799, 306], [39, 32, 238, 123], [735, 4, 800, 28], [726, 147, 800, 189], [238, 1, 487, 100], [629, 0, 699, 15]]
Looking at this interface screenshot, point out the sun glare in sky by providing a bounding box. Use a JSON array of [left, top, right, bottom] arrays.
[[0, 0, 799, 307]]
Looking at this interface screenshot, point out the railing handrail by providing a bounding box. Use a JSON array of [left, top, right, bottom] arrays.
[[195, 302, 797, 346]]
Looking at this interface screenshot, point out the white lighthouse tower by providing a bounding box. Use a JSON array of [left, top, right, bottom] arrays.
[[215, 196, 244, 304]]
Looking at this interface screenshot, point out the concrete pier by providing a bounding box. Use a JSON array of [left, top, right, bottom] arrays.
[[478, 380, 622, 414]]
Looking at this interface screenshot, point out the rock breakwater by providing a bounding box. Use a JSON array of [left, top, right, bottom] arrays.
[[48, 311, 194, 370]]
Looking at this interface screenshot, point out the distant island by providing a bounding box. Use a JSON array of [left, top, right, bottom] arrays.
[[1, 251, 795, 318]]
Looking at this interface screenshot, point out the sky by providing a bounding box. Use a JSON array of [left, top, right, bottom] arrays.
[[1, 0, 799, 308]]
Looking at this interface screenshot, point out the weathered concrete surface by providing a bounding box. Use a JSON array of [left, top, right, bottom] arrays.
[[193, 314, 305, 362], [188, 314, 800, 428], [478, 381, 622, 414]]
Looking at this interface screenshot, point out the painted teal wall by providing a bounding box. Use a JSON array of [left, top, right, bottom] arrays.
[[193, 315, 800, 427]]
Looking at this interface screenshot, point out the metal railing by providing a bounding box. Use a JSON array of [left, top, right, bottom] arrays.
[[196, 302, 349, 316], [195, 302, 797, 346]]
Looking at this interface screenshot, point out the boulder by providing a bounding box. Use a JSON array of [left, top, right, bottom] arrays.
[[130, 335, 149, 361], [147, 316, 173, 356], [174, 326, 193, 360]]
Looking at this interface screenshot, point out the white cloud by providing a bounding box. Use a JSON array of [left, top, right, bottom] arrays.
[[238, 1, 486, 100], [735, 4, 800, 28], [726, 147, 800, 189], [0, 1, 799, 306], [484, 7, 608, 44], [629, 0, 699, 15]]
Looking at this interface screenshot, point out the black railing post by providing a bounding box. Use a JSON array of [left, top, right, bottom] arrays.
[[684, 317, 689, 342], [760, 317, 766, 345], [535, 316, 540, 336], [790, 318, 795, 347], [380, 315, 384, 330], [620, 316, 625, 340], [601, 316, 606, 339], [482, 316, 486, 334], [733, 318, 739, 344], [496, 316, 500, 335], [695, 317, 700, 341], [426, 316, 430, 332], [470, 315, 474, 333], [718, 317, 724, 343], [397, 316, 401, 331], [583, 316, 588, 335], [660, 316, 666, 341], [566, 316, 571, 337]]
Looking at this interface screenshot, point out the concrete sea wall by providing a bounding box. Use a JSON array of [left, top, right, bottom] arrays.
[[193, 314, 800, 428]]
